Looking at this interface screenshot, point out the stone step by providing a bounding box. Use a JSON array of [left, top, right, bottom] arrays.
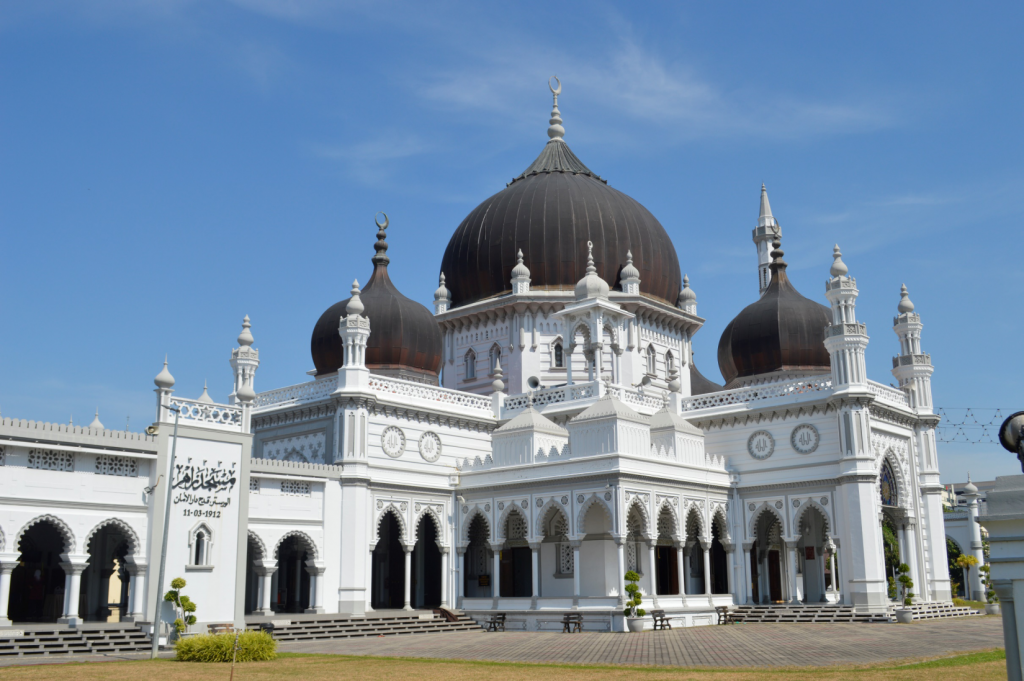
[[0, 625, 151, 657], [251, 614, 482, 641]]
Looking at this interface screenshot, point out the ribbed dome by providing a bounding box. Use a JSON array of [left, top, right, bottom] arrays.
[[717, 243, 831, 387], [311, 218, 442, 382], [439, 138, 682, 308]]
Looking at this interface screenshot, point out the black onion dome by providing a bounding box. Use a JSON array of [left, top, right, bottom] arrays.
[[689, 358, 724, 396], [717, 243, 831, 387], [311, 219, 442, 382], [439, 138, 682, 308]]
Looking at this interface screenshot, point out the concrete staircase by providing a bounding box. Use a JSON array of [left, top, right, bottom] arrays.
[[247, 610, 482, 642], [0, 623, 151, 658], [729, 604, 892, 623], [893, 602, 982, 620]]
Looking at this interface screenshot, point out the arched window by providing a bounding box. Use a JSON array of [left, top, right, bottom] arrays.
[[465, 349, 476, 380], [880, 459, 898, 507], [489, 345, 501, 375], [554, 342, 564, 368], [665, 350, 675, 376], [190, 523, 213, 566], [646, 345, 657, 375]]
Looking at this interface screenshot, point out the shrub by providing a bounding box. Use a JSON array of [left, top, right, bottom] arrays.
[[622, 570, 645, 619], [952, 597, 967, 607], [980, 564, 998, 604], [164, 577, 197, 635], [174, 630, 277, 663], [896, 563, 914, 606]]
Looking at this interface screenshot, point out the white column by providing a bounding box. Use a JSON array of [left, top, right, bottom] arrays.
[[904, 523, 921, 602], [724, 545, 735, 598], [456, 548, 466, 606], [59, 558, 88, 625], [127, 563, 147, 620], [702, 542, 712, 600], [530, 543, 540, 598], [829, 549, 838, 595], [571, 541, 582, 602], [566, 348, 574, 386], [0, 557, 16, 626], [616, 538, 626, 606], [491, 544, 502, 600], [441, 549, 450, 607], [818, 548, 827, 602], [648, 542, 658, 600], [742, 544, 753, 604], [403, 546, 413, 610], [897, 525, 908, 567], [786, 543, 799, 604], [305, 560, 326, 613], [677, 542, 688, 600], [366, 547, 375, 612]]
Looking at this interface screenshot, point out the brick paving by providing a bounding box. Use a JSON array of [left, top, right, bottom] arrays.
[[279, 617, 1005, 668]]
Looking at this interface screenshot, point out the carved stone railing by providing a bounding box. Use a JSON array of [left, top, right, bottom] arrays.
[[866, 380, 910, 407], [892, 354, 932, 368], [367, 375, 492, 415], [503, 381, 599, 412], [608, 385, 664, 410], [824, 322, 867, 338], [171, 398, 243, 429], [254, 376, 339, 409], [679, 375, 833, 412]]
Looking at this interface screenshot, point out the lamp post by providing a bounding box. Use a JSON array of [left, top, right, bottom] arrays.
[[150, 405, 180, 659]]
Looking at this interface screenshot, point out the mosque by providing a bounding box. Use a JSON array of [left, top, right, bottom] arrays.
[[0, 81, 953, 634]]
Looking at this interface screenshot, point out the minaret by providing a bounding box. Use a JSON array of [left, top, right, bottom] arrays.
[[619, 251, 640, 295], [511, 250, 531, 295], [753, 184, 780, 295], [338, 279, 371, 391], [154, 356, 175, 423], [230, 315, 260, 406], [677, 274, 696, 315], [433, 273, 451, 314], [823, 245, 869, 388], [891, 285, 934, 410]]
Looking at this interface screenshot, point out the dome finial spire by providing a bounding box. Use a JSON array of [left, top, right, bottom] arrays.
[[547, 76, 564, 142], [898, 283, 915, 313], [372, 212, 390, 267], [585, 240, 596, 275], [347, 279, 365, 316], [830, 244, 848, 277]]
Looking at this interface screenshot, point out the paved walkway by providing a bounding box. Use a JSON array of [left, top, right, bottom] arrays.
[[279, 617, 1005, 668]]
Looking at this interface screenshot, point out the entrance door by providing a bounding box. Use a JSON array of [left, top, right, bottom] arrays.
[[655, 546, 678, 595], [768, 550, 782, 602]]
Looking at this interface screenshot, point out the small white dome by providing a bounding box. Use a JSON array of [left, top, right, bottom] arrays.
[[434, 273, 450, 302], [511, 250, 531, 280], [236, 383, 256, 403], [197, 381, 214, 404], [237, 315, 254, 347], [346, 280, 365, 316], [89, 410, 104, 430], [154, 358, 175, 389], [677, 274, 696, 305], [830, 244, 848, 277], [619, 250, 640, 282], [897, 284, 915, 313], [574, 241, 609, 301]]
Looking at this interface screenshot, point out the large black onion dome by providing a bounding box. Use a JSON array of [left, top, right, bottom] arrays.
[[689, 356, 724, 396], [717, 242, 831, 387], [311, 216, 442, 382], [439, 137, 681, 308]]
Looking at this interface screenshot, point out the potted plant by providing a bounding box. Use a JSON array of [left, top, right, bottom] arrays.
[[164, 577, 198, 639], [894, 563, 915, 623], [980, 564, 1000, 615], [956, 554, 980, 601], [622, 570, 646, 633]]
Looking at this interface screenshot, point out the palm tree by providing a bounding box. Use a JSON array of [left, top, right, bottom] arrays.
[[956, 554, 980, 599]]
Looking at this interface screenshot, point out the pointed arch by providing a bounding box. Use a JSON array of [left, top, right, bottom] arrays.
[[461, 506, 490, 544], [464, 348, 477, 380], [247, 530, 268, 561], [488, 343, 502, 375], [684, 504, 705, 542], [84, 518, 141, 558], [376, 505, 408, 546], [646, 344, 657, 375], [536, 498, 570, 538], [748, 503, 785, 540], [795, 500, 832, 537], [576, 494, 613, 535], [0, 525, 5, 552], [274, 530, 319, 561], [625, 496, 651, 539], [497, 503, 529, 541], [415, 507, 445, 548], [655, 500, 680, 539], [189, 522, 214, 566], [551, 335, 565, 368], [17, 514, 75, 554], [711, 505, 731, 544], [878, 450, 906, 508], [568, 323, 591, 353]]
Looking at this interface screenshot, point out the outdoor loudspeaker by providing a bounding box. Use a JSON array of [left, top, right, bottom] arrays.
[[638, 375, 652, 388], [527, 376, 541, 390], [146, 425, 159, 435]]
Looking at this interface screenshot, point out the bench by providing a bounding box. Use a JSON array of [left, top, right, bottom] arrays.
[[715, 606, 736, 625], [650, 609, 676, 630], [485, 613, 506, 632], [561, 613, 583, 633]]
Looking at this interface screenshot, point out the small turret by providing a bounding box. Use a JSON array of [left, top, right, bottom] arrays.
[[677, 274, 697, 314], [511, 250, 531, 295], [89, 410, 104, 430], [433, 273, 450, 314], [752, 184, 781, 295], [154, 357, 175, 390], [574, 241, 610, 301], [230, 316, 260, 406], [892, 284, 933, 410], [197, 381, 214, 404], [619, 250, 640, 295], [823, 244, 869, 388]]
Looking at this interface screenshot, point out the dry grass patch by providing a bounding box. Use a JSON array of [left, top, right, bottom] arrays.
[[0, 649, 1006, 681]]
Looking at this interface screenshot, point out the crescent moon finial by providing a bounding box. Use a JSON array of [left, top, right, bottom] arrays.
[[547, 76, 565, 142], [549, 75, 561, 96], [375, 211, 389, 230]]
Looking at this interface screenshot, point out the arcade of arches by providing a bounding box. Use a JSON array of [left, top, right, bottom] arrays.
[[368, 511, 446, 611], [5, 518, 142, 624], [748, 507, 837, 605]]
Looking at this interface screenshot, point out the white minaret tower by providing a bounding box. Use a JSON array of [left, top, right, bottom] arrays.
[[338, 279, 371, 391], [511, 250, 531, 295], [891, 285, 934, 410], [677, 274, 696, 315], [433, 273, 451, 314], [229, 315, 260, 406], [823, 245, 869, 388], [619, 250, 640, 295], [753, 184, 780, 295]]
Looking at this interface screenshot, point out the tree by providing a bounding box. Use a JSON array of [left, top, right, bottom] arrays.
[[896, 563, 914, 606], [956, 554, 980, 599], [622, 570, 646, 619], [164, 577, 197, 635], [882, 522, 900, 583], [979, 564, 998, 604], [946, 539, 964, 596]]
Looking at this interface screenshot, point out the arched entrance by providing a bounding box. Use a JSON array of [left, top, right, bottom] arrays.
[[81, 523, 133, 621], [275, 536, 311, 613], [752, 510, 783, 603], [499, 510, 531, 597], [244, 533, 264, 614], [412, 515, 442, 609], [372, 512, 405, 609], [539, 505, 572, 596], [796, 506, 828, 602], [463, 514, 492, 598], [9, 521, 68, 623], [654, 506, 679, 595], [710, 515, 729, 594], [684, 508, 706, 595]]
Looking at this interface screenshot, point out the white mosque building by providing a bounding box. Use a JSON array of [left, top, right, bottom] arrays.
[[0, 83, 954, 634]]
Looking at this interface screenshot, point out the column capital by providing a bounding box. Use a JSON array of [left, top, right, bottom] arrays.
[[402, 544, 416, 554], [456, 545, 467, 556], [488, 542, 504, 552], [528, 542, 541, 551], [304, 558, 327, 576]]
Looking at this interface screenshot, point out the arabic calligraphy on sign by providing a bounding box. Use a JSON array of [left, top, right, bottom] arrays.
[[172, 458, 237, 494]]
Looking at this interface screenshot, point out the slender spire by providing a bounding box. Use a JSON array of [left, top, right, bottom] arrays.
[[371, 212, 390, 267], [237, 315, 254, 347], [769, 237, 787, 272], [547, 76, 564, 142], [678, 273, 697, 310], [347, 279, 365, 316], [154, 355, 175, 389], [830, 244, 849, 277], [897, 284, 915, 313], [585, 240, 597, 275], [197, 381, 214, 404], [759, 184, 778, 229]]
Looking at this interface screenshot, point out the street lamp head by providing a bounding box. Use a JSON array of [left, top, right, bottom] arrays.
[[997, 410, 1024, 472]]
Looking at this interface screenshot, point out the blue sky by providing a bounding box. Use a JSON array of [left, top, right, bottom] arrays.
[[1, 1, 1021, 483]]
